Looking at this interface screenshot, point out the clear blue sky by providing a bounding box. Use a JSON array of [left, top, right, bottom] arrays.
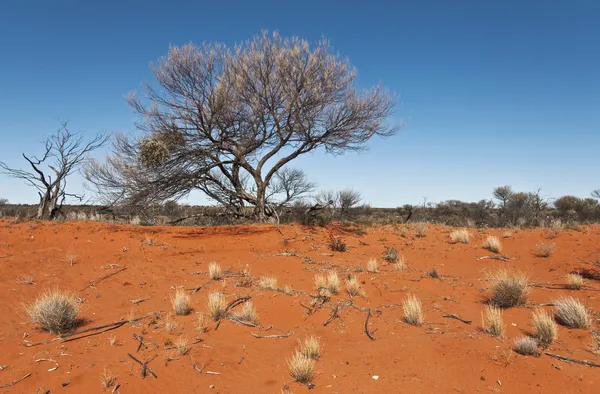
[[1, 0, 599, 207]]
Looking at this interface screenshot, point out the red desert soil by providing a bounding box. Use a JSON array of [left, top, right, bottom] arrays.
[[1, 219, 599, 393]]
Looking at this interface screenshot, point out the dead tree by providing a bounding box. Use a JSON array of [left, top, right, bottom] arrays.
[[0, 122, 107, 219], [85, 31, 399, 221]]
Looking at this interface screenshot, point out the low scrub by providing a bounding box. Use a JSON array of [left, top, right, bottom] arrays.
[[487, 268, 529, 307], [532, 308, 557, 348], [257, 275, 278, 290], [449, 229, 470, 244], [207, 292, 227, 321], [287, 351, 315, 384], [481, 305, 504, 337], [402, 294, 424, 326], [25, 289, 80, 333], [566, 273, 584, 290], [233, 301, 259, 325], [345, 275, 364, 296], [383, 247, 399, 263], [534, 243, 555, 258], [483, 236, 502, 253], [513, 336, 538, 356], [329, 235, 347, 252], [554, 297, 590, 329], [208, 262, 222, 280], [366, 258, 379, 273], [171, 289, 192, 316], [300, 336, 321, 360]]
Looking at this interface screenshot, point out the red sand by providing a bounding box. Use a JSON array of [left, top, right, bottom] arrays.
[[0, 219, 599, 393]]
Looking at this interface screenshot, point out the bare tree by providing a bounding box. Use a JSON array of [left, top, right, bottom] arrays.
[[0, 198, 7, 205], [85, 31, 398, 221], [0, 122, 107, 219], [592, 190, 600, 200], [337, 188, 362, 212]]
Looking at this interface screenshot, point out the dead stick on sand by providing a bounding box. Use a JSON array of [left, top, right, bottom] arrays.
[[128, 353, 158, 378], [442, 314, 472, 325], [0, 373, 31, 389], [251, 332, 294, 339], [476, 255, 511, 262], [81, 267, 127, 291], [191, 280, 212, 294], [364, 309, 375, 341], [545, 353, 600, 367], [323, 305, 339, 327]]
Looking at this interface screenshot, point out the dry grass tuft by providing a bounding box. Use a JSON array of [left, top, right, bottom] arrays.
[[257, 275, 278, 290], [207, 292, 227, 321], [366, 258, 379, 273], [283, 284, 295, 295], [449, 229, 470, 244], [402, 294, 424, 326], [208, 262, 222, 280], [534, 243, 555, 258], [414, 222, 428, 237], [233, 301, 259, 324], [100, 367, 117, 391], [329, 235, 347, 252], [175, 337, 189, 355], [503, 231, 512, 238], [314, 273, 327, 291], [65, 253, 78, 266], [326, 271, 340, 294], [195, 312, 208, 333], [287, 351, 315, 384], [164, 315, 179, 334], [144, 235, 156, 246], [394, 256, 408, 271], [487, 268, 529, 308], [300, 336, 321, 360], [532, 308, 557, 348], [513, 336, 538, 356], [171, 289, 192, 316], [483, 236, 502, 253], [481, 305, 504, 337], [345, 275, 364, 296], [25, 289, 80, 334], [566, 273, 585, 290], [554, 296, 590, 329], [17, 275, 34, 285]]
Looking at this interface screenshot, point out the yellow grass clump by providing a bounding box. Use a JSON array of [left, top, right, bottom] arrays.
[[487, 268, 529, 307], [233, 301, 259, 325], [481, 305, 504, 337], [449, 229, 470, 244], [207, 292, 227, 321], [171, 288, 192, 316], [345, 275, 364, 297], [513, 336, 538, 356], [326, 271, 340, 294], [366, 258, 379, 273], [300, 336, 321, 360], [534, 243, 555, 258], [532, 308, 557, 348], [208, 262, 222, 280], [287, 351, 315, 384], [257, 275, 278, 290], [402, 294, 424, 326], [566, 273, 584, 290], [483, 236, 502, 253], [25, 289, 80, 334], [195, 312, 208, 333], [175, 337, 189, 355], [394, 256, 407, 271], [554, 296, 590, 329]]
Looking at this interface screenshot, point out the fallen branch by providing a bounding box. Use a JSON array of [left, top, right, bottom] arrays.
[[364, 309, 375, 341], [224, 296, 251, 314], [0, 373, 31, 389], [229, 318, 260, 328], [128, 353, 158, 378], [190, 280, 212, 294], [476, 255, 511, 262], [129, 297, 149, 305], [251, 332, 294, 339], [206, 371, 221, 375], [81, 267, 127, 291], [545, 352, 600, 367], [323, 305, 339, 327], [442, 314, 472, 325]]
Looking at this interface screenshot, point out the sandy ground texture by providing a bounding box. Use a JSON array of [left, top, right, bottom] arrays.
[[0, 219, 599, 393]]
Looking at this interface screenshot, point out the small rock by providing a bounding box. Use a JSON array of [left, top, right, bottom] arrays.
[[480, 376, 486, 381], [209, 385, 215, 389], [372, 375, 379, 380]]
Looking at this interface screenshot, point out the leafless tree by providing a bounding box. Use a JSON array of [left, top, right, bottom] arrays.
[[592, 190, 600, 200], [85, 31, 398, 221], [0, 122, 107, 219], [0, 198, 7, 205], [337, 188, 362, 212]]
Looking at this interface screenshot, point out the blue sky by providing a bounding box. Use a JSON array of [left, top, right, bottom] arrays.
[[1, 0, 598, 207]]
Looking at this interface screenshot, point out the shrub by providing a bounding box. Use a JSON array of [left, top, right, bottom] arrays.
[[532, 309, 557, 348], [487, 268, 529, 307], [449, 229, 470, 244], [402, 294, 424, 326], [345, 275, 364, 296], [513, 336, 538, 356], [171, 289, 192, 316], [383, 247, 399, 263], [366, 258, 379, 273], [481, 305, 504, 337], [534, 243, 555, 258], [257, 275, 278, 290], [207, 292, 227, 321], [300, 336, 321, 360], [428, 267, 440, 279], [329, 235, 347, 252], [566, 273, 585, 290], [483, 236, 502, 253], [287, 351, 315, 384], [25, 289, 80, 333], [208, 262, 222, 280], [554, 297, 590, 328]]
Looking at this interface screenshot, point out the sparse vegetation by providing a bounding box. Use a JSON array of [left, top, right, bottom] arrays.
[[208, 262, 222, 280], [534, 243, 555, 258], [171, 288, 192, 315], [175, 337, 189, 355], [257, 275, 278, 290], [554, 296, 590, 329], [414, 222, 428, 237], [402, 294, 424, 326], [326, 271, 340, 294], [233, 301, 259, 325], [287, 351, 315, 384], [100, 367, 117, 391], [17, 275, 34, 285], [25, 289, 80, 333], [487, 268, 529, 307], [483, 236, 502, 253], [513, 336, 538, 356], [207, 292, 227, 321], [196, 312, 208, 333], [366, 258, 379, 273], [394, 256, 407, 271], [300, 336, 321, 360], [449, 229, 470, 244], [283, 284, 295, 295], [383, 246, 399, 263], [314, 273, 327, 291], [532, 309, 557, 348], [345, 275, 364, 296], [164, 316, 179, 334], [481, 305, 504, 337], [65, 253, 78, 266], [566, 273, 585, 290], [428, 267, 440, 279], [329, 235, 347, 252]]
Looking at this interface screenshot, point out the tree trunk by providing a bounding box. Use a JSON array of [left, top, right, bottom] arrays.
[[252, 186, 268, 222]]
